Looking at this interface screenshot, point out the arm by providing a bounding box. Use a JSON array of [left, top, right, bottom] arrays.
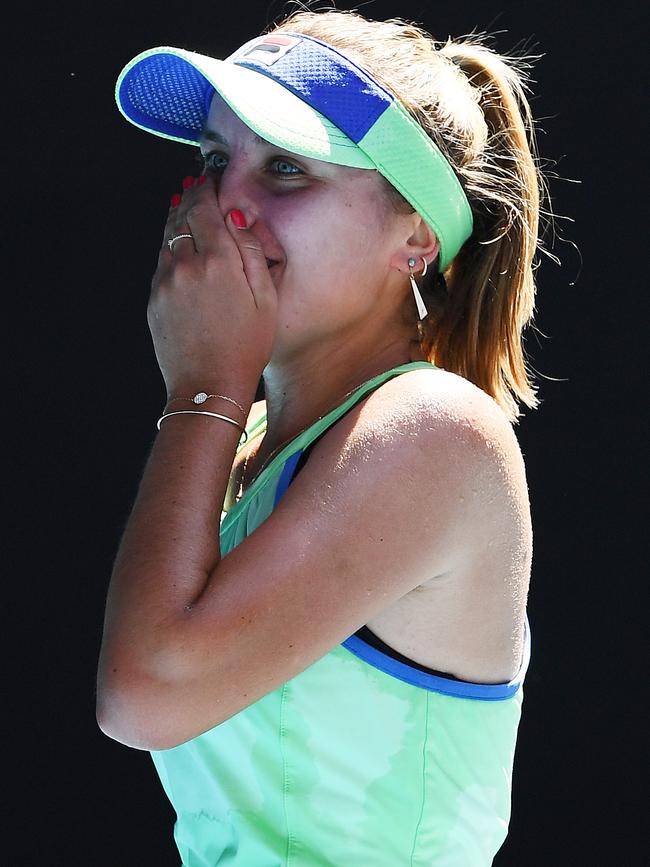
[[96, 370, 503, 751], [96, 382, 257, 723], [97, 172, 278, 747]]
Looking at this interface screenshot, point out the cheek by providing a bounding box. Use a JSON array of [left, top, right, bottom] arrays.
[[277, 197, 382, 267], [267, 185, 394, 318]]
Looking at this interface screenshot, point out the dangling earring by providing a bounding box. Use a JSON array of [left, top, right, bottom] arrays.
[[408, 257, 429, 320]]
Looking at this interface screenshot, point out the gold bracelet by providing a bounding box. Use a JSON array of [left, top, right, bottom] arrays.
[[156, 410, 248, 442], [166, 392, 246, 415]]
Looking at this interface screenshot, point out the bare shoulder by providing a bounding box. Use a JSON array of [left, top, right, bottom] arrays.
[[379, 367, 529, 502], [292, 367, 530, 560], [372, 366, 532, 558], [241, 372, 530, 544], [372, 366, 525, 449], [317, 366, 529, 495]]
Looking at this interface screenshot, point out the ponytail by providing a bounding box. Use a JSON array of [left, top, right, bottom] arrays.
[[419, 36, 547, 422]]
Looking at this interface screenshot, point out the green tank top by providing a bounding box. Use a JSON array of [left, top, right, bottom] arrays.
[[150, 360, 532, 866]]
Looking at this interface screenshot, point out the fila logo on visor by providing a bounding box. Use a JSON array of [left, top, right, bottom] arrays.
[[227, 35, 302, 67]]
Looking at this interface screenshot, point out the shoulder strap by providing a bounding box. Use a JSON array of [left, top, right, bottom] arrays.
[[276, 360, 439, 503], [284, 398, 357, 489]]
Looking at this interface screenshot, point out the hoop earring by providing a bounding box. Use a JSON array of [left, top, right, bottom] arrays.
[[408, 257, 429, 320]]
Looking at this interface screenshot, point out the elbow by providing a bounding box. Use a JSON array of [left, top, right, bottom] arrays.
[[95, 668, 177, 752], [95, 627, 206, 751], [95, 682, 157, 751]]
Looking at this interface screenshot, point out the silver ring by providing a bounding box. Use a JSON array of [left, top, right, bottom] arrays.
[[167, 233, 194, 251], [421, 257, 428, 277]]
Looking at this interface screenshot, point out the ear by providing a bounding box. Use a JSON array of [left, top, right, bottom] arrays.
[[389, 217, 440, 275]]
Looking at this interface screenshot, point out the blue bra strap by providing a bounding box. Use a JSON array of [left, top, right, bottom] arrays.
[[273, 449, 304, 508]]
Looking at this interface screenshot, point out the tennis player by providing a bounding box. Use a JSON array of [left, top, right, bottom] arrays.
[[97, 9, 545, 865]]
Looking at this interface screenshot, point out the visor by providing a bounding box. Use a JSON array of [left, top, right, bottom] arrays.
[[116, 32, 474, 271]]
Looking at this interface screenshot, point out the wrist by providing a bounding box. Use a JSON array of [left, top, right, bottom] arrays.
[[164, 381, 259, 422], [156, 408, 249, 441]]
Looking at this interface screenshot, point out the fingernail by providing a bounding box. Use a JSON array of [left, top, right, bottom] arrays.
[[230, 209, 247, 229], [182, 175, 195, 190], [197, 174, 207, 186], [170, 193, 182, 208]]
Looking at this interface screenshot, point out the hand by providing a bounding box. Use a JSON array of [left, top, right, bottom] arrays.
[[147, 175, 278, 397]]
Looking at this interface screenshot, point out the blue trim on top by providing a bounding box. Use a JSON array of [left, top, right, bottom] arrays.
[[233, 34, 393, 143], [341, 613, 532, 701], [273, 449, 304, 509]]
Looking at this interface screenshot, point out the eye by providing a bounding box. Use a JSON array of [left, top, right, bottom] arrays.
[[271, 158, 303, 177], [193, 151, 304, 179], [196, 151, 228, 173]]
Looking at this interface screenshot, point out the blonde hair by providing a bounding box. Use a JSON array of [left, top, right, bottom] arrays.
[[269, 7, 555, 424]]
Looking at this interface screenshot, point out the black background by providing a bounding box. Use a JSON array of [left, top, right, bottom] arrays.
[[8, 0, 643, 863]]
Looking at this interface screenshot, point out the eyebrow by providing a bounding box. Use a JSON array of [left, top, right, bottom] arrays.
[[199, 126, 269, 148]]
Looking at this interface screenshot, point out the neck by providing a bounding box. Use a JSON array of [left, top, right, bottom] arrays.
[[258, 334, 425, 460]]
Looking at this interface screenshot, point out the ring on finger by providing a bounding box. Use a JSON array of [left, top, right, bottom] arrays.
[[167, 233, 194, 252]]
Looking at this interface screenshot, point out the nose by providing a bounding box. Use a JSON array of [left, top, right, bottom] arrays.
[[209, 154, 283, 266], [214, 161, 259, 228]]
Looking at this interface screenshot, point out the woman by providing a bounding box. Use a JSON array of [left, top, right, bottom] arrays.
[[97, 9, 545, 865]]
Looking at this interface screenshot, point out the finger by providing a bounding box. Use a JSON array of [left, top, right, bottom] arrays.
[[224, 210, 276, 311], [160, 176, 194, 243], [152, 179, 199, 289], [160, 186, 198, 265], [180, 175, 233, 255], [167, 232, 196, 256]]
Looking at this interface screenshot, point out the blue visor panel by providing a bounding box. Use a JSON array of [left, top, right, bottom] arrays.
[[231, 33, 394, 143]]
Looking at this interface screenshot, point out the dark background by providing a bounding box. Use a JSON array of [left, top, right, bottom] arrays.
[[8, 0, 643, 863]]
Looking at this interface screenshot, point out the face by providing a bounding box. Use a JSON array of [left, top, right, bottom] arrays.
[[200, 93, 420, 360]]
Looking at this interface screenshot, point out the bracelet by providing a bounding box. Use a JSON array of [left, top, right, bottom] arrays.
[[156, 410, 248, 442], [166, 391, 246, 415]]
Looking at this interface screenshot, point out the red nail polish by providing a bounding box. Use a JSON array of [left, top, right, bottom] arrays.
[[197, 174, 207, 186], [170, 193, 182, 208], [182, 175, 195, 190], [230, 209, 247, 229]]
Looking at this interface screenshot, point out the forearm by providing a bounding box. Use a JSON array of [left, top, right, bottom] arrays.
[[98, 385, 257, 681]]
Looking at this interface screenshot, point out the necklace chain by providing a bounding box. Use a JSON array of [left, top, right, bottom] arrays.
[[237, 373, 387, 499]]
